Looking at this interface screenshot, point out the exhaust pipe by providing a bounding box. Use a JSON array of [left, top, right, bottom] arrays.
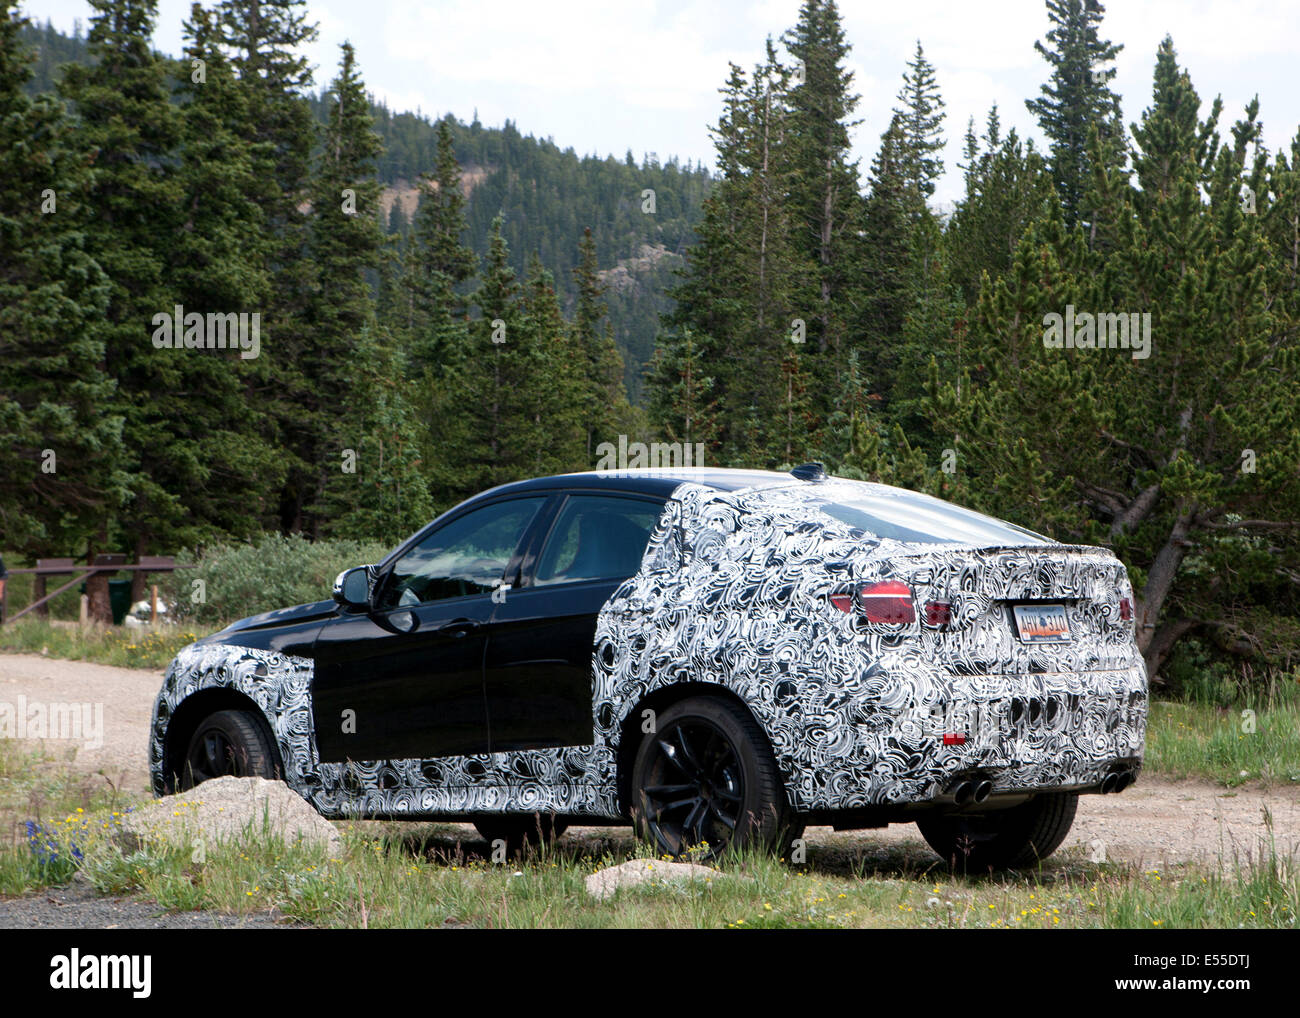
[[952, 781, 974, 805], [972, 780, 993, 804], [1100, 773, 1118, 794], [1114, 771, 1133, 793]]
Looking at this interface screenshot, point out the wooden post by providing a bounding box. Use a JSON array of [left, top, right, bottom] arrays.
[[34, 559, 76, 621], [33, 573, 48, 618], [151, 585, 158, 624], [79, 594, 89, 626]]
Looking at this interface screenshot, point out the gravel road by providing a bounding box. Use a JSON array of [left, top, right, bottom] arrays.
[[2, 651, 1297, 879]]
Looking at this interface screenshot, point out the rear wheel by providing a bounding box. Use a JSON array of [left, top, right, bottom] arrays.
[[916, 792, 1079, 871], [180, 709, 276, 790], [631, 696, 801, 861]]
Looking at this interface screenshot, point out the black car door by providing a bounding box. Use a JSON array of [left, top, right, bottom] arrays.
[[312, 496, 548, 763], [482, 492, 665, 752]]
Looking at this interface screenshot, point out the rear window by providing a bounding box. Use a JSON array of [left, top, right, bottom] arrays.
[[811, 490, 1052, 547]]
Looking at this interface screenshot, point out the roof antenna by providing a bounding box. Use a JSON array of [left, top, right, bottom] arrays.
[[790, 462, 827, 482]]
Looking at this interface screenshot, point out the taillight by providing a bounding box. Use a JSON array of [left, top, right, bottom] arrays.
[[830, 581, 919, 625], [858, 580, 915, 625], [1119, 597, 1133, 621], [829, 592, 855, 613], [924, 601, 952, 627]]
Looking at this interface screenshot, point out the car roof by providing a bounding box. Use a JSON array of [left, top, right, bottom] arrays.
[[471, 467, 802, 501]]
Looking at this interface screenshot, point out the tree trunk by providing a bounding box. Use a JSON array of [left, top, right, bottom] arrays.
[[131, 533, 149, 602], [85, 531, 111, 626], [1142, 616, 1199, 688], [1135, 507, 1194, 655]]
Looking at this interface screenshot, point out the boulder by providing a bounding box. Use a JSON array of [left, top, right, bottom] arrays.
[[114, 777, 341, 858], [584, 858, 727, 900]]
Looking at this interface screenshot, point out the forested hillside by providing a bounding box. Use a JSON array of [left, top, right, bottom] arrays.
[[17, 16, 711, 399]]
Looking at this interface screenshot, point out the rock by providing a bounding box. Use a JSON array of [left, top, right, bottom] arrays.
[[584, 859, 727, 901], [112, 777, 341, 858]]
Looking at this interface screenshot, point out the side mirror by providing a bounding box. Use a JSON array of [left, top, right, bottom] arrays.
[[333, 566, 372, 609]]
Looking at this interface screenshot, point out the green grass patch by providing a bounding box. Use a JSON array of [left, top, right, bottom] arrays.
[[1145, 682, 1300, 788], [0, 617, 199, 669], [0, 741, 1294, 929]]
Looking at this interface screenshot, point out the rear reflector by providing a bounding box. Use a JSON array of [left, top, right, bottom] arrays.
[[943, 733, 966, 746]]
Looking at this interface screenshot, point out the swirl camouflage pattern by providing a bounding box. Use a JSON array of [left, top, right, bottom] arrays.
[[150, 469, 1147, 837]]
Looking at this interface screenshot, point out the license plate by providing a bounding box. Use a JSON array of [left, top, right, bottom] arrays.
[[1012, 603, 1071, 643]]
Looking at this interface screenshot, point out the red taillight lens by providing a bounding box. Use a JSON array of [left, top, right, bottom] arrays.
[[858, 580, 915, 625], [829, 592, 854, 613], [1119, 597, 1133, 621], [924, 601, 952, 627]]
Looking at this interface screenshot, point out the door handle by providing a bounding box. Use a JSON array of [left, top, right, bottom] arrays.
[[440, 618, 481, 638]]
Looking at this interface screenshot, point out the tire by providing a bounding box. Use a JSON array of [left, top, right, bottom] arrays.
[[179, 709, 277, 791], [474, 815, 568, 854], [916, 792, 1079, 871], [631, 696, 801, 861]]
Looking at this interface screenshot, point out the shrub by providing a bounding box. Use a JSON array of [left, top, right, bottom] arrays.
[[160, 533, 391, 628]]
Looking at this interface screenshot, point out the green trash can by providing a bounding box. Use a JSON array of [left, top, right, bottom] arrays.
[[108, 579, 133, 626]]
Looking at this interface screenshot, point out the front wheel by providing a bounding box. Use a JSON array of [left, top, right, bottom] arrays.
[[916, 792, 1079, 871], [631, 696, 801, 861], [180, 709, 276, 790]]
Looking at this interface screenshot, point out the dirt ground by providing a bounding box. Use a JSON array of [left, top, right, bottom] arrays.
[[2, 651, 1297, 868]]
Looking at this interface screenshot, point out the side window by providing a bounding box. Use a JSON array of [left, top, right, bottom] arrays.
[[533, 495, 663, 586], [378, 497, 545, 609]]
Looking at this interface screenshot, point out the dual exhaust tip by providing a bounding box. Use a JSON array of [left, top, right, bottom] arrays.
[[951, 779, 993, 806], [950, 770, 1133, 803]]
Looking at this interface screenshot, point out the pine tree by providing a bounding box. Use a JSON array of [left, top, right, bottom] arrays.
[[893, 40, 946, 205], [781, 1, 864, 363], [571, 227, 629, 458], [946, 109, 1057, 304], [1025, 0, 1124, 228], [0, 1, 125, 556], [521, 255, 588, 475], [302, 41, 389, 535], [401, 117, 477, 373], [160, 2, 285, 563], [313, 325, 434, 544], [645, 326, 721, 451], [856, 114, 913, 396], [214, 0, 320, 532], [57, 0, 185, 612], [427, 215, 529, 504], [657, 49, 815, 464]]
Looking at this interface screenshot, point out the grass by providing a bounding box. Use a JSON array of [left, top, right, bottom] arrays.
[[0, 738, 1295, 929], [0, 617, 200, 670], [1145, 675, 1300, 788]]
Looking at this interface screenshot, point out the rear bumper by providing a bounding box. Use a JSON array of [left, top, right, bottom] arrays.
[[784, 660, 1147, 812]]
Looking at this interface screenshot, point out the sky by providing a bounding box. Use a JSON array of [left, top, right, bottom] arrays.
[[19, 0, 1300, 204]]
